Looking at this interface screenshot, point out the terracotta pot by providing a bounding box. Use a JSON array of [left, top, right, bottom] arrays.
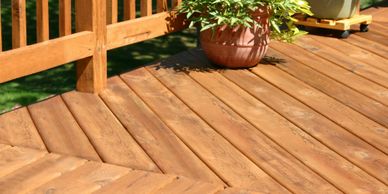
[[200, 6, 270, 68]]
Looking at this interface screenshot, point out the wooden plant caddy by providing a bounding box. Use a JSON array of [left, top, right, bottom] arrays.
[[294, 14, 372, 38]]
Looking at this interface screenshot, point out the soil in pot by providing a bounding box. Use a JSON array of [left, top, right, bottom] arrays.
[[200, 7, 270, 69]]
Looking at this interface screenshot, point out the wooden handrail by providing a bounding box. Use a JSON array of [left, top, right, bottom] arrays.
[[0, 0, 187, 93]]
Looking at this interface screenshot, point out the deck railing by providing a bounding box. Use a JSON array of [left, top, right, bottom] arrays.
[[0, 0, 187, 93]]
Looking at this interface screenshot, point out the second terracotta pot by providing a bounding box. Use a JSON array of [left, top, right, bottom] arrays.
[[200, 6, 270, 68]]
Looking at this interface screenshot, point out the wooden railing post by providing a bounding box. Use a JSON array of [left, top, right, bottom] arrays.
[[75, 0, 107, 93]]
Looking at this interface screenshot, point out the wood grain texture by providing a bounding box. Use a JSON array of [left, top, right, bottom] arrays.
[[0, 108, 46, 150], [121, 68, 290, 194], [93, 170, 176, 194], [0, 32, 95, 84], [123, 0, 136, 20], [294, 36, 388, 88], [12, 0, 27, 48], [100, 77, 223, 184], [310, 35, 388, 73], [344, 30, 388, 59], [0, 146, 47, 177], [28, 96, 101, 161], [75, 0, 107, 93], [141, 0, 152, 16], [155, 176, 224, 194], [217, 188, 263, 194], [36, 0, 49, 42], [271, 41, 388, 107], [62, 91, 158, 172], [265, 48, 388, 131], [106, 11, 187, 50], [28, 161, 130, 194], [221, 68, 388, 184], [250, 65, 387, 193], [146, 53, 340, 194], [59, 0, 72, 36], [0, 154, 85, 194], [157, 0, 168, 12], [106, 0, 118, 24]]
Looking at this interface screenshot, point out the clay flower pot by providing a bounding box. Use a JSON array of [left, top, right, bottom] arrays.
[[200, 6, 270, 68]]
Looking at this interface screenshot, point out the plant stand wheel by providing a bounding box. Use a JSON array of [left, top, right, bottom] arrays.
[[360, 23, 369, 32], [338, 30, 351, 39]]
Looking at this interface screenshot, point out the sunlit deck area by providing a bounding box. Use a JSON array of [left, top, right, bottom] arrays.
[[0, 6, 387, 194]]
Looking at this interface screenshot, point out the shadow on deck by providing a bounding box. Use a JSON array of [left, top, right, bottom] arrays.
[[0, 8, 387, 194]]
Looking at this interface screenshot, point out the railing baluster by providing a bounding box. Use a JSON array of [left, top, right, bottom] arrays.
[[141, 0, 152, 17], [75, 0, 107, 93], [157, 0, 167, 13], [59, 0, 72, 36], [0, 3, 2, 52], [171, 0, 182, 9], [36, 0, 49, 42], [12, 0, 27, 48], [123, 0, 136, 20], [107, 0, 118, 24]]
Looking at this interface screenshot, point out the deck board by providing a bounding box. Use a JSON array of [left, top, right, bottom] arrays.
[[121, 68, 290, 193], [62, 91, 159, 172], [100, 77, 223, 184], [146, 53, 341, 193], [0, 108, 46, 150], [28, 96, 101, 161], [0, 7, 387, 194]]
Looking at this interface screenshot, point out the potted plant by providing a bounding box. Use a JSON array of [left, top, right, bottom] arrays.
[[178, 0, 313, 68], [306, 0, 359, 19]]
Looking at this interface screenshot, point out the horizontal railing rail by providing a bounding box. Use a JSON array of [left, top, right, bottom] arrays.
[[0, 0, 187, 93]]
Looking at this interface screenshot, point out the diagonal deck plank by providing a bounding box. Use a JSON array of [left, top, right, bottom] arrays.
[[251, 62, 388, 154], [265, 48, 388, 129], [28, 161, 130, 193], [61, 91, 159, 172], [92, 170, 176, 194], [155, 176, 224, 194], [0, 153, 86, 194], [344, 34, 388, 59], [270, 41, 388, 107], [310, 35, 388, 73], [188, 50, 388, 184], [28, 96, 101, 161], [100, 77, 224, 184], [146, 54, 341, 193], [121, 68, 290, 193], [294, 36, 388, 88], [0, 108, 46, 150], [0, 146, 47, 178], [151, 51, 386, 193]]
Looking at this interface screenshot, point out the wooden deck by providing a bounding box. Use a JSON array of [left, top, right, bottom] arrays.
[[0, 8, 387, 194]]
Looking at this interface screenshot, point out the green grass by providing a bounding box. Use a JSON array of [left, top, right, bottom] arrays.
[[0, 0, 385, 113]]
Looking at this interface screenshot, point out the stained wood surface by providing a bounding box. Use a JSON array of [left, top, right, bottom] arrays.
[[123, 0, 136, 20], [146, 54, 340, 193], [121, 68, 290, 193], [0, 108, 46, 150], [59, 0, 72, 36], [62, 91, 158, 172], [12, 0, 27, 48], [36, 0, 49, 42], [0, 146, 236, 194], [0, 7, 387, 194], [28, 96, 101, 161], [100, 77, 223, 184]]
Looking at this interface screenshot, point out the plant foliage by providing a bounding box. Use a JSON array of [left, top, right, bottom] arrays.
[[178, 0, 313, 42]]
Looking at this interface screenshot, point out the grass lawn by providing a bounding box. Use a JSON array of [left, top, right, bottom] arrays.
[[0, 0, 385, 113]]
